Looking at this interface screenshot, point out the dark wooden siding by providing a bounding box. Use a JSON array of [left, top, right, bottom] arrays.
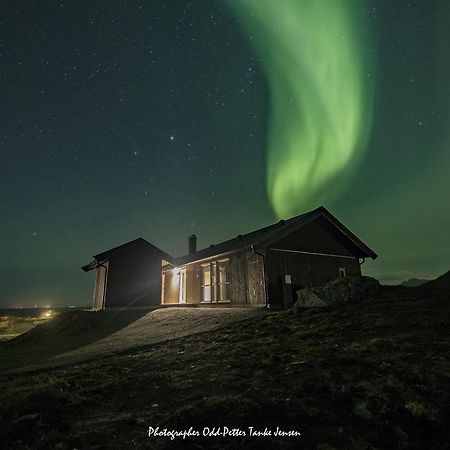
[[186, 264, 201, 304], [266, 250, 361, 306], [229, 251, 249, 305], [105, 248, 162, 307], [273, 216, 360, 256], [246, 251, 266, 305]]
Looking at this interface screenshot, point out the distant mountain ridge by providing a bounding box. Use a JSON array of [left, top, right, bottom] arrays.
[[400, 278, 429, 287], [421, 270, 450, 290]]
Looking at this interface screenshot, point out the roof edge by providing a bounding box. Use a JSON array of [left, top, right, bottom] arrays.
[[264, 206, 377, 259], [81, 237, 176, 272]]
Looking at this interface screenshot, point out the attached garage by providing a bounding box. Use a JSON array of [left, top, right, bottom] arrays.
[[82, 238, 174, 309]]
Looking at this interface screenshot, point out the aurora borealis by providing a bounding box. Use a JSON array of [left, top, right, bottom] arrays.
[[0, 1, 449, 307], [230, 0, 374, 218]]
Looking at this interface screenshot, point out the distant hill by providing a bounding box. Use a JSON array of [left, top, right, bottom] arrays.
[[421, 270, 450, 290], [400, 278, 429, 287]]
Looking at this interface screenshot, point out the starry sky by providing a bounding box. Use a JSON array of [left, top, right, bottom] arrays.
[[1, 1, 449, 307]]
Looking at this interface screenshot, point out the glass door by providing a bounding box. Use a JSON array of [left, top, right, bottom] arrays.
[[179, 269, 186, 303], [201, 264, 211, 302], [217, 259, 229, 302]]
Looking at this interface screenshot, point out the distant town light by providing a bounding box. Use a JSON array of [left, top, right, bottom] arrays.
[[41, 310, 52, 319]]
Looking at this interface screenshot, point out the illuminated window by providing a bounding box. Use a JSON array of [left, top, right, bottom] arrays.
[[201, 259, 230, 302], [201, 264, 211, 302], [179, 269, 186, 303], [339, 268, 346, 278], [218, 259, 229, 301]]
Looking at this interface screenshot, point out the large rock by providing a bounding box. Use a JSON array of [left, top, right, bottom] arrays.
[[293, 276, 380, 312]]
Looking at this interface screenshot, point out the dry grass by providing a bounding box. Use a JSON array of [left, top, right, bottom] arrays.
[[0, 315, 51, 341], [0, 286, 449, 449]]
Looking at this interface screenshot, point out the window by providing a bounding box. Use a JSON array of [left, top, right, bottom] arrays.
[[178, 269, 186, 304], [201, 259, 230, 302], [339, 268, 346, 278], [217, 259, 230, 302], [201, 264, 211, 302]]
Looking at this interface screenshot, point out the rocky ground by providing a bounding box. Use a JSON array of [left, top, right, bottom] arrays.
[[0, 285, 449, 449]]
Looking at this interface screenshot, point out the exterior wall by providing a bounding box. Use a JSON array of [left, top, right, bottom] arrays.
[[273, 216, 361, 256], [265, 216, 364, 306], [162, 251, 263, 306], [230, 251, 250, 305], [162, 265, 201, 305], [162, 269, 178, 304], [245, 251, 266, 305], [186, 264, 201, 304], [104, 249, 162, 307], [266, 250, 361, 306]]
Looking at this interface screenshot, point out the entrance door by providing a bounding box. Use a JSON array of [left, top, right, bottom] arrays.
[[201, 263, 211, 302], [247, 255, 266, 305], [179, 269, 186, 304], [93, 263, 108, 310]]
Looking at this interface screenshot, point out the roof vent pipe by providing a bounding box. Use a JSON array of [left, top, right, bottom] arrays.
[[188, 234, 197, 255]]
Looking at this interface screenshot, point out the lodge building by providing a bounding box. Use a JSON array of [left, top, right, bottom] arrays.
[[82, 206, 377, 309]]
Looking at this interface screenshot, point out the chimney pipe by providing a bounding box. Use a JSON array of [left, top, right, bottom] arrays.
[[188, 234, 197, 255]]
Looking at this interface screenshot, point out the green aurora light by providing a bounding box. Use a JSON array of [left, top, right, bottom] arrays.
[[230, 0, 375, 218]]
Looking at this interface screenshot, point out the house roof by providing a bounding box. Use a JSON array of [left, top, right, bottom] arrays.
[[81, 206, 377, 272], [81, 237, 174, 272], [175, 206, 377, 265]]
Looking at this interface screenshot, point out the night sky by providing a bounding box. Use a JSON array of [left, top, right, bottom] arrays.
[[1, 1, 449, 307]]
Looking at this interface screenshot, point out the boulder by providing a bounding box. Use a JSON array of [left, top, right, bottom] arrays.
[[294, 290, 328, 308], [294, 276, 380, 312]]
